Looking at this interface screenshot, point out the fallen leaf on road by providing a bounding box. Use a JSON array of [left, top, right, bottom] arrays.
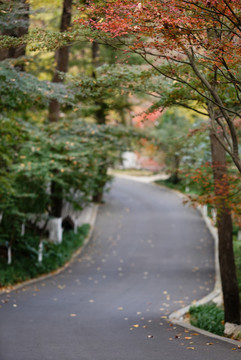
[[185, 337, 192, 340], [187, 347, 195, 350], [133, 324, 139, 328], [57, 285, 66, 290], [70, 314, 77, 317]]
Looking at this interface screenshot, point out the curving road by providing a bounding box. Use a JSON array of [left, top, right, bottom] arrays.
[[0, 177, 240, 359]]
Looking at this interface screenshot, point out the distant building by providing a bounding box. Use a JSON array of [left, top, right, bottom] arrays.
[[121, 151, 164, 172]]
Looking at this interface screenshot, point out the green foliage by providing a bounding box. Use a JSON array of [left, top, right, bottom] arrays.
[[0, 62, 74, 111], [189, 303, 225, 336], [0, 225, 89, 287], [150, 108, 210, 183], [155, 178, 187, 193], [0, 1, 29, 33], [0, 113, 133, 245]]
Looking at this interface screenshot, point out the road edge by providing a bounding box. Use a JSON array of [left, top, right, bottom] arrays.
[[114, 175, 241, 345]]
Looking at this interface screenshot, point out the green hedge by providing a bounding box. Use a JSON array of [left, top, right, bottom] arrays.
[[0, 224, 89, 287]]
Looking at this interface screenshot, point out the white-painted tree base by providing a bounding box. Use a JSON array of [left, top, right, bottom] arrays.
[[47, 218, 63, 244], [238, 230, 241, 241], [21, 223, 25, 236], [7, 246, 12, 265], [38, 240, 43, 262]]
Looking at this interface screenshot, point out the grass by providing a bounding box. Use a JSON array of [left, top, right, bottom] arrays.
[[0, 224, 90, 288], [155, 177, 200, 195], [155, 178, 187, 192], [189, 303, 225, 336]]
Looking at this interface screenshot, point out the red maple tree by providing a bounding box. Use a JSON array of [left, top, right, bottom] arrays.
[[78, 0, 241, 173]]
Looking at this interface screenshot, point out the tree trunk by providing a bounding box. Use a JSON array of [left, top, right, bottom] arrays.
[[91, 41, 108, 203], [49, 0, 72, 217], [49, 0, 72, 122], [210, 131, 240, 324], [169, 154, 180, 184]]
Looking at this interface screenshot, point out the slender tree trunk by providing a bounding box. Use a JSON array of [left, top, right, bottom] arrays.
[[210, 130, 240, 324], [91, 41, 108, 203], [49, 0, 72, 123], [169, 154, 180, 184], [49, 0, 72, 217]]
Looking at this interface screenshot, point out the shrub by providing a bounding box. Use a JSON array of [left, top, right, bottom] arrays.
[[0, 224, 89, 287], [189, 303, 224, 336]]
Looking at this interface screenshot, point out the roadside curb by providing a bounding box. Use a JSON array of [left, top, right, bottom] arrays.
[[0, 204, 99, 295], [169, 204, 222, 322], [112, 172, 168, 183], [169, 319, 241, 346]]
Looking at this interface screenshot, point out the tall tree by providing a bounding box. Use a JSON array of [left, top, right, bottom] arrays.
[[209, 106, 240, 324], [49, 0, 72, 218], [91, 41, 109, 202], [49, 0, 72, 123]]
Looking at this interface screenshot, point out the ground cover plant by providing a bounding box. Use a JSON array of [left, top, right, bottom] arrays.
[[189, 303, 224, 336], [0, 224, 89, 287]]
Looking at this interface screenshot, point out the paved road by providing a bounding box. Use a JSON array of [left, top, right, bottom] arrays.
[[0, 178, 240, 359]]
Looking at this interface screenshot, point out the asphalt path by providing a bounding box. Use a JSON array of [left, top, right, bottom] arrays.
[[0, 177, 240, 359]]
